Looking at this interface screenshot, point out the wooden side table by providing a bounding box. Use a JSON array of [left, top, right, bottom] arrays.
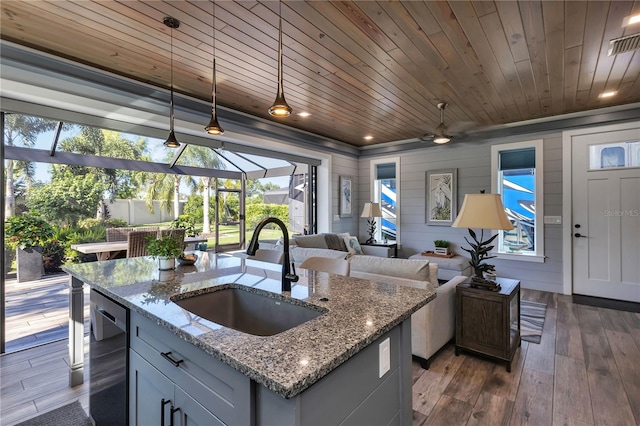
[[455, 277, 521, 372]]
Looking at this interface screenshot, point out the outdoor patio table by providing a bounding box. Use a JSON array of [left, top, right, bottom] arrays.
[[71, 236, 208, 261]]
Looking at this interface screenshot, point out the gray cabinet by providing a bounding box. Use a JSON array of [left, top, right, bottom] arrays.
[[129, 312, 251, 426], [130, 350, 222, 426], [129, 311, 414, 425]]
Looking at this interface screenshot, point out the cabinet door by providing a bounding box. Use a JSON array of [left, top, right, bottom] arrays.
[[130, 350, 174, 426], [174, 386, 225, 426]]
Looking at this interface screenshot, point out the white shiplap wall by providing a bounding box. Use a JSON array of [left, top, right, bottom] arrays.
[[358, 132, 564, 294]]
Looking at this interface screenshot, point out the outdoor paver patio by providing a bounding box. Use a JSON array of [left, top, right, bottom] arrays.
[[4, 274, 90, 353]]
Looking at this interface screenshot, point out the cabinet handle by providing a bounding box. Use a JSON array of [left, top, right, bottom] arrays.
[[160, 351, 184, 367], [170, 406, 181, 426], [161, 398, 171, 426]]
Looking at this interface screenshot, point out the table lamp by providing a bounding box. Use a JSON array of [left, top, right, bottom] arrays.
[[452, 193, 513, 291], [361, 202, 382, 244]]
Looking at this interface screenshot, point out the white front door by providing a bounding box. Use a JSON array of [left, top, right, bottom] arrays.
[[571, 127, 640, 303]]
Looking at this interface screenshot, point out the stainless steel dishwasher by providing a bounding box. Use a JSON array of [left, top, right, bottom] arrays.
[[90, 289, 129, 425]]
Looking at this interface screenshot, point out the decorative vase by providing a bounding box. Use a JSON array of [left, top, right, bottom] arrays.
[[158, 256, 175, 271]]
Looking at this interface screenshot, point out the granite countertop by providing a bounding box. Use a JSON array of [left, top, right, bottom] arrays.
[[63, 252, 435, 398]]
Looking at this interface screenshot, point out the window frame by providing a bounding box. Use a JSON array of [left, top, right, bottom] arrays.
[[370, 156, 400, 243], [491, 140, 545, 263]]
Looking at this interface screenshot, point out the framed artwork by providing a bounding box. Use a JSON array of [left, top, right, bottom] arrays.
[[426, 169, 457, 225], [339, 176, 353, 217]]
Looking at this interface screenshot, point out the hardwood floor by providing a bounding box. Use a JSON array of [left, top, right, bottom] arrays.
[[1, 289, 638, 425], [412, 289, 640, 425]]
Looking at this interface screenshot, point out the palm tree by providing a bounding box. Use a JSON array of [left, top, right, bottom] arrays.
[[4, 114, 57, 217], [179, 146, 224, 234], [144, 149, 197, 220]]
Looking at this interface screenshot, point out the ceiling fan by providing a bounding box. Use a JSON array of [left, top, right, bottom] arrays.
[[420, 102, 477, 144]]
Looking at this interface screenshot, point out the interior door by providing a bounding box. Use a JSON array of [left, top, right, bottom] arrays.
[[572, 128, 640, 302]]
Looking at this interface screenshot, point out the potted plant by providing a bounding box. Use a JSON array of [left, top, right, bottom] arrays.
[[5, 213, 55, 282], [433, 240, 450, 256], [145, 235, 182, 270]]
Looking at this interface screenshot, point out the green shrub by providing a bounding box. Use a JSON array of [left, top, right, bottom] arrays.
[[4, 212, 55, 250], [78, 218, 127, 229], [42, 240, 66, 273], [245, 204, 289, 230], [171, 215, 197, 237]]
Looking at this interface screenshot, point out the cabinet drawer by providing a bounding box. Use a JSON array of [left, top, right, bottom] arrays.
[[131, 312, 251, 426]]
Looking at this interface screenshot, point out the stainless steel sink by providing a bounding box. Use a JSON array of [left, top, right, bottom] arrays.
[[171, 285, 327, 336]]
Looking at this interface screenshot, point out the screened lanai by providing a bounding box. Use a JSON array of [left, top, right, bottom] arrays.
[[1, 111, 318, 353]]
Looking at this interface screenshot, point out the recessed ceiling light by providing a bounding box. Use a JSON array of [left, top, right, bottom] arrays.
[[364, 135, 373, 141], [599, 91, 618, 98], [297, 112, 311, 117], [622, 13, 640, 27]]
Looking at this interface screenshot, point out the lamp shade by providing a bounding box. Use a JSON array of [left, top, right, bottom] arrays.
[[451, 194, 514, 230], [361, 202, 383, 218]]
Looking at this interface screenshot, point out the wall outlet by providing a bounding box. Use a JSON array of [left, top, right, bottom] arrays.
[[379, 338, 390, 378], [544, 216, 562, 224], [333, 214, 340, 221]]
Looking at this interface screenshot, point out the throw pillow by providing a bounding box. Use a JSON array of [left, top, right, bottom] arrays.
[[292, 234, 329, 249], [337, 233, 354, 254], [324, 233, 347, 251], [428, 263, 439, 288], [347, 236, 363, 255]]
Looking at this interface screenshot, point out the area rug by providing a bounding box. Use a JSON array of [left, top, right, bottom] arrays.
[[16, 400, 91, 426], [520, 300, 547, 344]]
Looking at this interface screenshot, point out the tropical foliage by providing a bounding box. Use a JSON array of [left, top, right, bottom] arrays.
[[4, 212, 55, 250], [460, 229, 497, 278]]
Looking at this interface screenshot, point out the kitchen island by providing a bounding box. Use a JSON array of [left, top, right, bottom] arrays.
[[64, 253, 435, 425]]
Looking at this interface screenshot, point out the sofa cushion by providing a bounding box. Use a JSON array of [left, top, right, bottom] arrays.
[[291, 247, 348, 264], [292, 234, 328, 249], [323, 233, 347, 251], [350, 271, 434, 292], [349, 255, 430, 282]]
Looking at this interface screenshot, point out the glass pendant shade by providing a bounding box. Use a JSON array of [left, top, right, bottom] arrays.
[[269, 0, 292, 117], [163, 16, 180, 148], [205, 2, 224, 135], [433, 135, 451, 144]]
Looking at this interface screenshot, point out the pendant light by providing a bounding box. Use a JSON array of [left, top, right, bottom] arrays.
[[205, 1, 224, 135], [268, 0, 292, 117], [163, 16, 180, 148]]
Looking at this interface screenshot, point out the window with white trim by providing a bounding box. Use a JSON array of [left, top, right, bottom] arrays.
[[370, 157, 399, 243], [491, 140, 544, 261]]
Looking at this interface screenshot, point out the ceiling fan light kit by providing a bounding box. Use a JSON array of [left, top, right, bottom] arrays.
[[268, 0, 292, 117], [163, 16, 181, 148], [205, 1, 224, 136]]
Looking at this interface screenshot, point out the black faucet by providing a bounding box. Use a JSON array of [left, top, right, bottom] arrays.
[[246, 217, 298, 292]]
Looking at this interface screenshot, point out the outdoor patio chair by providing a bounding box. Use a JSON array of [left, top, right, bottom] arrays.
[[126, 230, 159, 258], [107, 226, 159, 242], [159, 228, 186, 251]]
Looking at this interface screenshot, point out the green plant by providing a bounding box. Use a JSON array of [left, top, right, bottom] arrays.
[[78, 218, 127, 229], [4, 212, 55, 250], [42, 240, 66, 273], [434, 240, 450, 248], [145, 235, 182, 258], [171, 215, 197, 237]]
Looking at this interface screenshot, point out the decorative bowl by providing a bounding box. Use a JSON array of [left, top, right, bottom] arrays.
[[176, 253, 198, 266]]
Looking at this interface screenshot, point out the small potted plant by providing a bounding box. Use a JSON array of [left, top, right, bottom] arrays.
[[146, 235, 182, 270], [5, 212, 55, 282], [433, 240, 450, 256]]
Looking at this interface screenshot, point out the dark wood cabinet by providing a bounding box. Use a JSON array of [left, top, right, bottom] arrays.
[[455, 277, 520, 372]]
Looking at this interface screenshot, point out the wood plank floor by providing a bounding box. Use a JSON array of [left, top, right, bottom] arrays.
[[1, 289, 639, 425], [4, 274, 90, 353], [412, 289, 640, 425]]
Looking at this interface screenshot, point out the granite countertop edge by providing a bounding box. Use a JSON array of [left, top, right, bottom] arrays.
[[64, 261, 435, 399]]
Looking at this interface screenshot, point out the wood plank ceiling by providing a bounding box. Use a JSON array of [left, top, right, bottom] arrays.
[[1, 1, 640, 147]]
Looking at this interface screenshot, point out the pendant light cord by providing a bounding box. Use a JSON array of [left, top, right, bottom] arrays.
[[277, 0, 284, 97], [169, 23, 175, 130]]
